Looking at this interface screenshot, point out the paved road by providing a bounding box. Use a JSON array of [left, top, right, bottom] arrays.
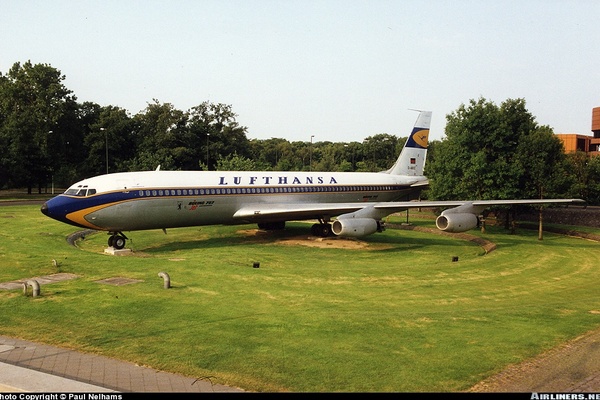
[[468, 327, 600, 392], [0, 335, 243, 393]]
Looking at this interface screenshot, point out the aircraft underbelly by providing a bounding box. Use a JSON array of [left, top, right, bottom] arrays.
[[86, 198, 238, 231]]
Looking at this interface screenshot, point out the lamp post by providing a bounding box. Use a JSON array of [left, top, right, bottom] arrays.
[[344, 143, 355, 171], [206, 133, 210, 170], [48, 130, 54, 194], [100, 128, 107, 174], [310, 135, 315, 171]]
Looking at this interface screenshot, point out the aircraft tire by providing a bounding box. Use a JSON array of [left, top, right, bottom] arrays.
[[311, 224, 320, 236], [321, 223, 332, 237], [311, 223, 332, 237], [113, 235, 126, 250]]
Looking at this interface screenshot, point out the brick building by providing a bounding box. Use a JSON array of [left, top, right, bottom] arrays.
[[555, 107, 600, 156]]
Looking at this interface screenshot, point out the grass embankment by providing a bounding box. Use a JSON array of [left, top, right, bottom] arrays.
[[0, 205, 599, 392]]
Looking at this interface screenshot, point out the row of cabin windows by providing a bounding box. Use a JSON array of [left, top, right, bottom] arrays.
[[137, 185, 404, 197]]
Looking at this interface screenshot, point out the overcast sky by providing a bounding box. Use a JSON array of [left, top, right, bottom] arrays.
[[2, 0, 599, 143]]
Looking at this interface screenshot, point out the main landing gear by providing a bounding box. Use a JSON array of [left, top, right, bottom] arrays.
[[108, 232, 128, 250], [257, 220, 334, 238], [311, 221, 333, 237]]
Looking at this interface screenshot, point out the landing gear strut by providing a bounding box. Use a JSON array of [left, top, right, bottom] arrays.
[[108, 232, 128, 250]]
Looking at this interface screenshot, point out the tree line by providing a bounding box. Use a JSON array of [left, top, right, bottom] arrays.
[[1, 61, 600, 204]]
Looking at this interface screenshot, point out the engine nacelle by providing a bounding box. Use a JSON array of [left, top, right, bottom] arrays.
[[331, 218, 380, 237], [435, 213, 478, 233]]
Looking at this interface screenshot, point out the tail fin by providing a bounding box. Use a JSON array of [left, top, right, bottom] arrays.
[[386, 110, 431, 176]]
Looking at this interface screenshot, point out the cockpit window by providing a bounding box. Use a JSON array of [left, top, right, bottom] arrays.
[[64, 185, 96, 197]]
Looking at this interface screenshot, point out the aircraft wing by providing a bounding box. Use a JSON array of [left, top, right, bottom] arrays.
[[232, 203, 366, 222], [374, 198, 585, 211], [232, 198, 584, 223]]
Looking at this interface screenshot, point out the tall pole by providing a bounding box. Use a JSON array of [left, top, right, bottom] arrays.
[[310, 135, 314, 172], [206, 133, 210, 170], [48, 130, 54, 194], [100, 128, 107, 174]]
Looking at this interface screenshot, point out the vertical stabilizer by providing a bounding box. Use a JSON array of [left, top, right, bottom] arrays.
[[387, 110, 431, 176]]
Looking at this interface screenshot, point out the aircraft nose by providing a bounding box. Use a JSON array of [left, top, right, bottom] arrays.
[[41, 202, 49, 216]]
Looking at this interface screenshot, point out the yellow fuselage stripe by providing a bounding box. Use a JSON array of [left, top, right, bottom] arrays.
[[65, 202, 125, 230]]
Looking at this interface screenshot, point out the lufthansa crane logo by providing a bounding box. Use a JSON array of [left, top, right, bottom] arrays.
[[412, 129, 429, 148]]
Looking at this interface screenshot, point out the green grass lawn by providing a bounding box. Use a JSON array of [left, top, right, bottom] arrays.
[[1, 205, 599, 392]]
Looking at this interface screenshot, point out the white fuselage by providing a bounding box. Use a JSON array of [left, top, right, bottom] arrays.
[[46, 170, 427, 232]]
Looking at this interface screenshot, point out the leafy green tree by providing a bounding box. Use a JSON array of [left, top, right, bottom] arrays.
[[585, 156, 600, 205], [343, 142, 361, 172], [128, 100, 187, 171], [0, 61, 76, 192], [216, 153, 269, 171], [320, 142, 351, 172], [248, 138, 295, 171], [272, 140, 296, 171], [337, 159, 353, 172], [361, 133, 398, 171], [515, 125, 569, 238], [563, 151, 600, 205], [564, 151, 589, 200], [289, 141, 311, 171], [188, 102, 250, 170], [516, 125, 567, 199], [84, 105, 136, 176], [0, 73, 11, 188], [43, 99, 89, 188], [427, 97, 545, 201]]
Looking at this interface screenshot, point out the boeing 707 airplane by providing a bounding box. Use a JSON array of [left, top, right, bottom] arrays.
[[41, 111, 583, 250]]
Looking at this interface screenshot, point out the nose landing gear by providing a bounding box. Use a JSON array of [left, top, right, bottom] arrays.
[[108, 232, 128, 250]]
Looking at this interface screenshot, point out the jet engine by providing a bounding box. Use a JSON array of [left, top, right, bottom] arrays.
[[435, 213, 478, 233], [331, 218, 380, 237]]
